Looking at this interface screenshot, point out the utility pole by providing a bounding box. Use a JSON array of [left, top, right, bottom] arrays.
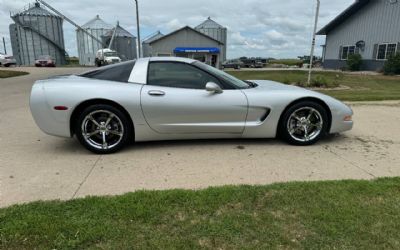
[[307, 0, 320, 86], [2, 37, 7, 54], [134, 0, 141, 58]]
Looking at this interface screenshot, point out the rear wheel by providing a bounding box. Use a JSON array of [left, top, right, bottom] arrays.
[[280, 101, 328, 146], [75, 104, 132, 154]]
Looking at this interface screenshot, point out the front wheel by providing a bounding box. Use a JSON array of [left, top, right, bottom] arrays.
[[280, 101, 328, 146], [75, 104, 132, 154]]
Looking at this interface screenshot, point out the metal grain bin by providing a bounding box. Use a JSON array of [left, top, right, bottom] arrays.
[[102, 23, 137, 61], [77, 15, 113, 66], [142, 31, 164, 57], [195, 17, 227, 63], [9, 2, 67, 66]]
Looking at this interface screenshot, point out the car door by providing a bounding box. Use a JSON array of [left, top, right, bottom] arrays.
[[140, 61, 248, 134]]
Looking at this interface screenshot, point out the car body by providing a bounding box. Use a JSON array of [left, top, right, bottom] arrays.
[[221, 60, 244, 70], [30, 57, 353, 154], [35, 55, 56, 67], [0, 53, 17, 67], [95, 49, 122, 67]]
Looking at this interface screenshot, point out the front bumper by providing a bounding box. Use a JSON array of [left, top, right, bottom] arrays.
[[2, 59, 17, 66], [329, 105, 354, 134]]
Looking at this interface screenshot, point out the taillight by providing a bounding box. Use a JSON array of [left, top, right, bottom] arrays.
[[54, 106, 69, 111]]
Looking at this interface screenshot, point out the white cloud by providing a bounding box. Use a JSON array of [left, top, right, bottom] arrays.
[[0, 0, 355, 59], [164, 19, 184, 31]]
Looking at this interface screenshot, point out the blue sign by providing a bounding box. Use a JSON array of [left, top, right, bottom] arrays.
[[174, 47, 220, 53]]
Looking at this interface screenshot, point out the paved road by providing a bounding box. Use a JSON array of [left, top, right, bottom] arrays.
[[1, 67, 399, 207]]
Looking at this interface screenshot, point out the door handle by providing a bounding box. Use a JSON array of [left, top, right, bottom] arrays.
[[148, 90, 165, 96]]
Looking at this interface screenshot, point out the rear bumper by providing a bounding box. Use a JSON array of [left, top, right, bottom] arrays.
[[30, 83, 71, 138]]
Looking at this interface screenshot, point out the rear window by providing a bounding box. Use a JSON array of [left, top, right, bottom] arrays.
[[80, 60, 136, 83]]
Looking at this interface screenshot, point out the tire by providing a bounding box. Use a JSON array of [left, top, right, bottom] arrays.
[[279, 101, 329, 146], [75, 104, 133, 154]]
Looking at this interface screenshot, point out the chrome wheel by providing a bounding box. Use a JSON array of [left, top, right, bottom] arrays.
[[81, 110, 124, 150], [287, 107, 323, 142]]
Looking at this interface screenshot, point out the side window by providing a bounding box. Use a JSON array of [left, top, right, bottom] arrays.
[[80, 61, 135, 83], [147, 62, 221, 89]]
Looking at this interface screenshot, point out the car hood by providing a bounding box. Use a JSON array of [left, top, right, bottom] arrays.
[[245, 79, 341, 103], [249, 80, 305, 91], [244, 79, 352, 113]]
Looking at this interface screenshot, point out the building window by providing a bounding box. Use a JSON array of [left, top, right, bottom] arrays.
[[341, 46, 356, 60], [377, 43, 398, 60]]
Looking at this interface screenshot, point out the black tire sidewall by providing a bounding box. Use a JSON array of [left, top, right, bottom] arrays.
[[280, 101, 329, 146], [75, 104, 132, 154]]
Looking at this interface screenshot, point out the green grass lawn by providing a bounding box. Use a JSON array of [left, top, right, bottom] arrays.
[[228, 70, 400, 101], [0, 70, 29, 78], [269, 59, 303, 66], [2, 178, 400, 249]]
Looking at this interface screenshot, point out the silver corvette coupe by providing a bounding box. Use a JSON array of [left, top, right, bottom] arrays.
[[30, 57, 353, 154]]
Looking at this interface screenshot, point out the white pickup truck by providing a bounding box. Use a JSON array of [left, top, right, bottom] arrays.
[[95, 49, 121, 67]]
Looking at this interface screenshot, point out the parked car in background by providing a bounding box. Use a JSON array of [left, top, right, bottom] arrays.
[[254, 60, 264, 68], [95, 49, 121, 67], [35, 55, 56, 67], [0, 53, 17, 67], [240, 58, 266, 68], [222, 60, 244, 70]]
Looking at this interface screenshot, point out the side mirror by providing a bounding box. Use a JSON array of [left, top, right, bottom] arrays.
[[205, 82, 223, 94]]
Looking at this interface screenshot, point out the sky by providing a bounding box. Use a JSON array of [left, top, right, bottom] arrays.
[[0, 0, 354, 59]]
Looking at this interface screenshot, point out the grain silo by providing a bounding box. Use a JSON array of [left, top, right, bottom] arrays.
[[142, 31, 164, 57], [195, 17, 228, 63], [9, 2, 67, 66], [10, 2, 68, 65], [77, 15, 113, 66], [102, 22, 137, 61]]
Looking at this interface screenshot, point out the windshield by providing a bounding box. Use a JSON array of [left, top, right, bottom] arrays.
[[104, 52, 118, 57], [193, 61, 250, 89]]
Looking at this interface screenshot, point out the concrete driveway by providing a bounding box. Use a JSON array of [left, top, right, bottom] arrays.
[[1, 67, 399, 208]]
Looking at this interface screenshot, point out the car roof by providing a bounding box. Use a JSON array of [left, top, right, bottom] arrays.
[[148, 56, 196, 64]]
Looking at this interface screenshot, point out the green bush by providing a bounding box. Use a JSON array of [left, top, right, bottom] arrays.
[[383, 53, 400, 75], [347, 54, 363, 71], [311, 75, 328, 87]]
